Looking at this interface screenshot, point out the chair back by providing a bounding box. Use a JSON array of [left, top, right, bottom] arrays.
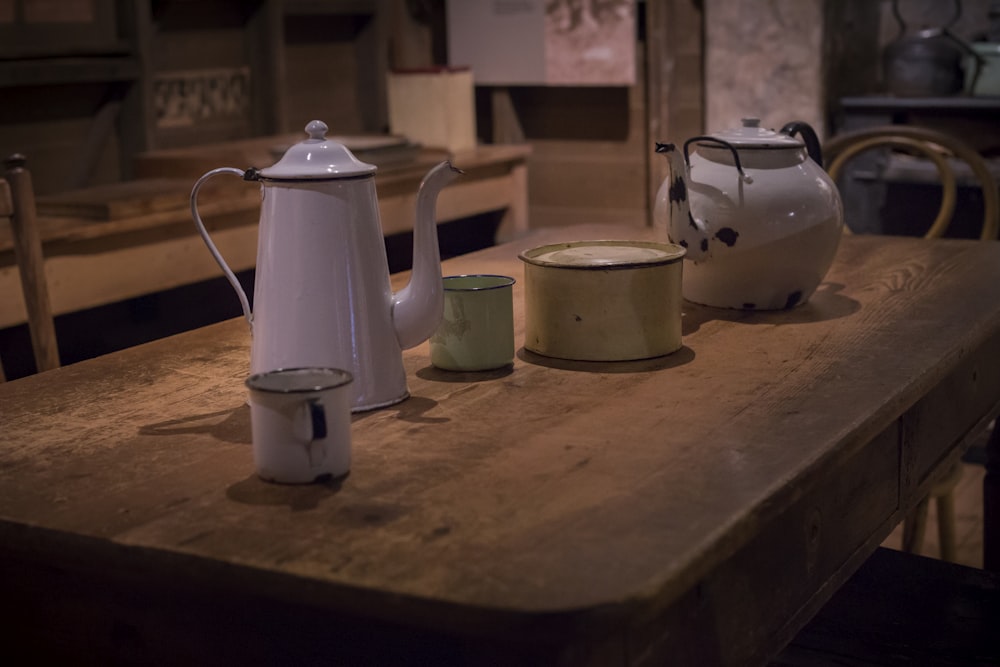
[[824, 125, 999, 240], [1, 154, 59, 381]]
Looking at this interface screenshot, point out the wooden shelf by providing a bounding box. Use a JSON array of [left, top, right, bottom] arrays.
[[0, 56, 140, 88], [0, 1, 393, 191], [283, 0, 377, 14], [840, 95, 1000, 115]]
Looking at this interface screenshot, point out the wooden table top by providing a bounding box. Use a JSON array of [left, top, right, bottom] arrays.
[[2, 224, 1000, 664]]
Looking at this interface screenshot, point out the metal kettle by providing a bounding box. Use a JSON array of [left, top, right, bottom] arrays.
[[654, 118, 843, 311], [883, 0, 982, 96], [191, 120, 461, 411]]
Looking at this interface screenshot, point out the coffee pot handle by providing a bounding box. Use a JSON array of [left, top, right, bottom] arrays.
[[190, 167, 257, 330]]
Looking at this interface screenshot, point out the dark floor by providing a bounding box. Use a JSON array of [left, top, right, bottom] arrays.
[[0, 213, 501, 380]]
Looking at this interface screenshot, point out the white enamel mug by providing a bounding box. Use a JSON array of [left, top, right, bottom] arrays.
[[245, 367, 353, 484]]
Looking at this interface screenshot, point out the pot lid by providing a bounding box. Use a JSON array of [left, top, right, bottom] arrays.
[[258, 120, 377, 179], [705, 117, 803, 149], [519, 240, 686, 270]]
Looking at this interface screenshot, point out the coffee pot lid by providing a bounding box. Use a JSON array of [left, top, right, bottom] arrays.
[[709, 117, 803, 149], [258, 120, 377, 179]]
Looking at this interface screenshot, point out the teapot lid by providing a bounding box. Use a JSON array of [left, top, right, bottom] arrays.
[[708, 117, 803, 149], [258, 120, 377, 179]]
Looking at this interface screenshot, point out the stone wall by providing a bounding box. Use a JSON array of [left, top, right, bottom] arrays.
[[704, 0, 827, 136]]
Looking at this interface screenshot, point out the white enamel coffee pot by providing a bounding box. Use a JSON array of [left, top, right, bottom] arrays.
[[192, 120, 461, 411], [654, 118, 844, 310]]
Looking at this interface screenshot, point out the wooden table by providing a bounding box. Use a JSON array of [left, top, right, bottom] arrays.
[[2, 225, 999, 665], [0, 144, 530, 329]]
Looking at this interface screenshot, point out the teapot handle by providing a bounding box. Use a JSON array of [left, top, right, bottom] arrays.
[[683, 136, 752, 183], [779, 121, 824, 168], [190, 167, 259, 330], [892, 0, 962, 38]]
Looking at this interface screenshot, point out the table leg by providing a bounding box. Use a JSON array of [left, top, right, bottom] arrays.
[[902, 498, 929, 554], [494, 162, 529, 244], [986, 421, 1000, 571]]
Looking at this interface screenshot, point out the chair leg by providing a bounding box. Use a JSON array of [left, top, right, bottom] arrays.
[[5, 154, 60, 373], [904, 462, 963, 561], [936, 489, 957, 562], [903, 497, 929, 554], [933, 462, 964, 562], [987, 422, 1000, 571]]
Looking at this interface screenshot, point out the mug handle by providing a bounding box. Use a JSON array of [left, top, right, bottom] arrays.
[[307, 399, 327, 441]]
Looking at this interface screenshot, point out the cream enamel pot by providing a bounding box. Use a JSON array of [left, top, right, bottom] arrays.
[[518, 240, 686, 362]]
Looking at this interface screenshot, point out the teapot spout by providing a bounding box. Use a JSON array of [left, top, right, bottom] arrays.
[[392, 160, 463, 349], [654, 142, 709, 260]]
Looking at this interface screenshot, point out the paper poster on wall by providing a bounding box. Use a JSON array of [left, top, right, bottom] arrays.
[[446, 0, 636, 86]]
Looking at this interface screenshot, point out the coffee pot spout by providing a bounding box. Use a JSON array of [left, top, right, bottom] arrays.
[[392, 160, 463, 349]]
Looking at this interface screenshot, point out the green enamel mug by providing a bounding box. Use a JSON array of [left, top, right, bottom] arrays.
[[430, 274, 516, 371]]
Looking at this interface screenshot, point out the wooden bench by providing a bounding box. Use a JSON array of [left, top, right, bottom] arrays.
[[0, 143, 531, 330]]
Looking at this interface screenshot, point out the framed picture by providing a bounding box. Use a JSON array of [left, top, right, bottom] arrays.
[[447, 0, 636, 86]]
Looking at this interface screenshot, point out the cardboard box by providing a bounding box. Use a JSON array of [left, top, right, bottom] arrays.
[[387, 67, 476, 153]]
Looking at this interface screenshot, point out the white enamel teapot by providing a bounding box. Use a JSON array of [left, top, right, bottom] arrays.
[[654, 118, 844, 310], [192, 120, 460, 411]]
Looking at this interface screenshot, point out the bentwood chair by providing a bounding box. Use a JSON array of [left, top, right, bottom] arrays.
[[0, 154, 59, 381], [824, 124, 999, 241], [823, 125, 1000, 563]]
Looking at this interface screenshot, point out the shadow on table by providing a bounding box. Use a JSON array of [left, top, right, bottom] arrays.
[[681, 281, 861, 336], [352, 393, 449, 425], [517, 345, 696, 373], [226, 473, 347, 512], [415, 364, 514, 383], [138, 404, 248, 444]]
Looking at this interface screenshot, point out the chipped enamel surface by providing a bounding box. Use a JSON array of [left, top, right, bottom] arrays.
[[654, 120, 844, 310]]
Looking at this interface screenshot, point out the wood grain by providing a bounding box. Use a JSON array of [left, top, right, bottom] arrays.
[[2, 226, 999, 664]]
